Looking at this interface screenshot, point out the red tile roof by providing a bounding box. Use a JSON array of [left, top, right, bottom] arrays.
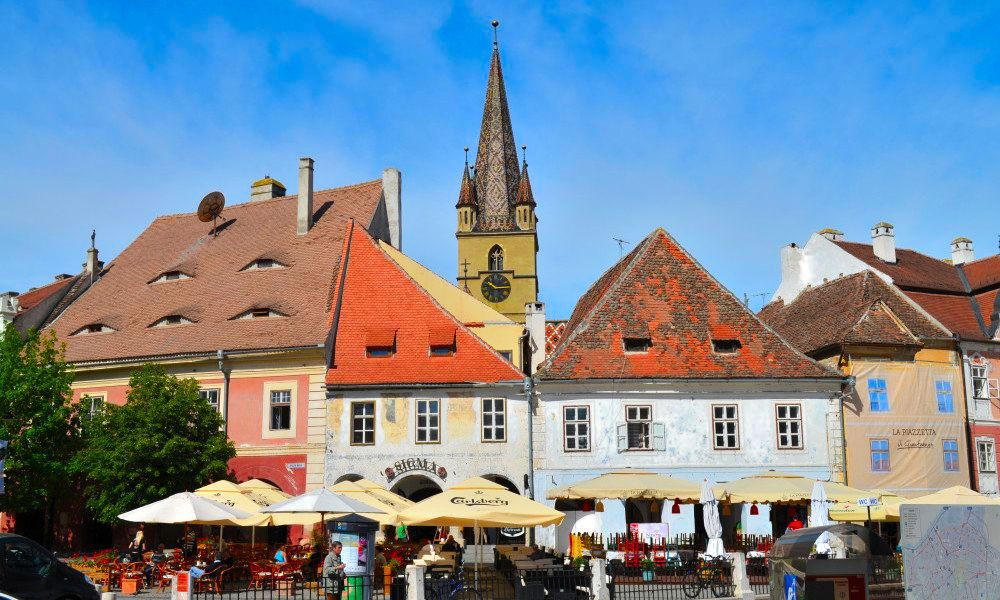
[[539, 229, 837, 380], [50, 181, 387, 363], [15, 276, 76, 311], [963, 255, 1000, 291], [325, 221, 523, 386], [544, 321, 566, 355], [834, 241, 965, 292], [759, 272, 950, 356]]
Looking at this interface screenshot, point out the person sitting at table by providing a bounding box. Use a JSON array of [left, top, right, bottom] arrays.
[[442, 535, 460, 553], [418, 539, 436, 558], [190, 551, 232, 580], [527, 544, 547, 560], [143, 544, 168, 585], [303, 544, 324, 581], [274, 545, 288, 564]]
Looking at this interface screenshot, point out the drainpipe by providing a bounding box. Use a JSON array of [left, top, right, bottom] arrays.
[[217, 349, 231, 436], [838, 375, 855, 485]]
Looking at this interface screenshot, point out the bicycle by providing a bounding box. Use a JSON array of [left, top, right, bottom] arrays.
[[424, 565, 483, 600], [681, 556, 733, 599]]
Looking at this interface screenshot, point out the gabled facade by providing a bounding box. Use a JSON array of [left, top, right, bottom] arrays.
[[532, 228, 844, 550], [324, 220, 528, 540], [455, 35, 539, 323], [768, 223, 997, 493]]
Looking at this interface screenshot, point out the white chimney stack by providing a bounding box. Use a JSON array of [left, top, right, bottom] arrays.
[[871, 222, 896, 263], [0, 292, 19, 328], [951, 237, 975, 265], [525, 302, 546, 375], [297, 157, 314, 235], [818, 228, 844, 242], [382, 168, 402, 250]]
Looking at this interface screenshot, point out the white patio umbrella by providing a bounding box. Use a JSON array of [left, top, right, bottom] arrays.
[[809, 481, 829, 528], [118, 492, 253, 524], [261, 487, 385, 526], [700, 480, 725, 558]]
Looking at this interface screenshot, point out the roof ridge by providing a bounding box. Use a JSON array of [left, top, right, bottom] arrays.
[[154, 179, 383, 221]]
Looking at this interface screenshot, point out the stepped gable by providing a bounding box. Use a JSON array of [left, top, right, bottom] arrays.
[[325, 220, 523, 386], [539, 228, 837, 380]]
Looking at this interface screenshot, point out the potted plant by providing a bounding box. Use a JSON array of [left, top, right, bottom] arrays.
[[571, 556, 589, 571], [384, 558, 401, 594], [640, 557, 656, 581]]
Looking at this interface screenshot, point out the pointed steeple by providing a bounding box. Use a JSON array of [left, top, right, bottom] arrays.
[[456, 152, 477, 209], [515, 146, 535, 208], [472, 21, 520, 232]]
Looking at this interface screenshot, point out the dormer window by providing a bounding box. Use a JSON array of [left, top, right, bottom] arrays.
[[241, 258, 288, 271], [622, 337, 652, 353], [233, 308, 286, 320], [150, 315, 193, 328], [150, 270, 191, 284], [72, 323, 115, 335], [429, 327, 456, 357], [366, 328, 397, 358], [712, 339, 742, 354]]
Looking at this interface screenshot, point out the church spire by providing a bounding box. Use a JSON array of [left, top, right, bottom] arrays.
[[456, 148, 477, 209], [472, 20, 520, 232]]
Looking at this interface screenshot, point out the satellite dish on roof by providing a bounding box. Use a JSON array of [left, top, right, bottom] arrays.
[[197, 191, 226, 236]]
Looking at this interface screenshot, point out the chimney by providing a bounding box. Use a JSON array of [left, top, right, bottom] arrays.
[[297, 158, 314, 235], [382, 168, 402, 250], [951, 237, 975, 265], [0, 292, 19, 327], [780, 243, 803, 289], [818, 228, 844, 242], [84, 231, 101, 282], [250, 176, 286, 201], [871, 222, 896, 263], [525, 302, 546, 375]]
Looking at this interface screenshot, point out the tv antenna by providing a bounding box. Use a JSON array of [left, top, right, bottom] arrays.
[[197, 191, 226, 237], [743, 291, 770, 310], [613, 237, 630, 257]]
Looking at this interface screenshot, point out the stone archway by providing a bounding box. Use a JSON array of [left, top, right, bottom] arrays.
[[390, 474, 444, 543], [335, 473, 363, 484]]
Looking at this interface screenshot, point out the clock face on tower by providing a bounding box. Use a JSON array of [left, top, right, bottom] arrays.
[[481, 273, 511, 303]]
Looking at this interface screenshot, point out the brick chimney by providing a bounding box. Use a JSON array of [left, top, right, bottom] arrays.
[[297, 158, 314, 235], [871, 222, 896, 263], [250, 176, 286, 201], [951, 237, 975, 265]]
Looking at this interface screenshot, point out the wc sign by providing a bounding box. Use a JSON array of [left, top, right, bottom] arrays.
[[783, 573, 798, 600]]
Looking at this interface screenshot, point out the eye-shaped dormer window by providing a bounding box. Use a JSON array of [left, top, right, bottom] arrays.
[[72, 323, 115, 336], [150, 315, 194, 328], [241, 258, 288, 271], [149, 270, 191, 284], [232, 308, 287, 320]]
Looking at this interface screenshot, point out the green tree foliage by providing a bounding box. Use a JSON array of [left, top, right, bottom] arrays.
[[0, 325, 79, 543], [75, 364, 235, 523]]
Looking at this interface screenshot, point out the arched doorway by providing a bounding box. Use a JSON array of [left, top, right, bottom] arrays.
[[336, 474, 363, 484], [391, 475, 443, 542]]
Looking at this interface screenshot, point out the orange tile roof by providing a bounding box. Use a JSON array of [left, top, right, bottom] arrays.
[[15, 276, 76, 311], [50, 181, 386, 363], [539, 228, 837, 380], [325, 221, 523, 386], [834, 240, 965, 292]]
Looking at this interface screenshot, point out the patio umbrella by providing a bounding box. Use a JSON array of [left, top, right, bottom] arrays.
[[895, 485, 1000, 518], [261, 487, 386, 526], [808, 481, 829, 528], [829, 490, 902, 523], [329, 480, 406, 525], [713, 470, 870, 504], [700, 480, 725, 557], [118, 492, 253, 525], [238, 479, 292, 505], [353, 478, 415, 507], [546, 469, 702, 501]]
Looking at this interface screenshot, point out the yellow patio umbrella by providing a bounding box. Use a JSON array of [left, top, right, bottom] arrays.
[[713, 471, 871, 504], [546, 469, 701, 501], [398, 476, 564, 528], [328, 480, 406, 525], [353, 478, 415, 508], [238, 479, 292, 505], [194, 481, 272, 551], [829, 490, 903, 522], [894, 486, 1000, 518]]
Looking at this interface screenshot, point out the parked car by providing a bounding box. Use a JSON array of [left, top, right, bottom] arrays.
[[0, 534, 99, 600]]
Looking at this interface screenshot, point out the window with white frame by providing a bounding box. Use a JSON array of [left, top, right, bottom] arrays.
[[973, 365, 989, 399], [943, 439, 960, 472], [978, 439, 996, 473], [563, 406, 590, 452], [269, 390, 291, 431], [416, 399, 440, 443], [775, 404, 802, 449], [870, 439, 890, 472], [867, 378, 890, 412], [351, 402, 375, 446], [199, 389, 220, 412], [935, 380, 954, 413], [625, 405, 651, 450], [713, 405, 739, 449], [83, 395, 105, 421], [482, 398, 506, 442]]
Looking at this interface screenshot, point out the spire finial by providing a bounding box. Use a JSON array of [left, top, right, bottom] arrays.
[[464, 146, 469, 166], [492, 20, 499, 48], [521, 144, 527, 167], [90, 229, 96, 250]]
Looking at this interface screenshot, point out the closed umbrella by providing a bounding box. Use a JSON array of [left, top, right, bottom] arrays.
[[700, 480, 724, 558], [118, 492, 252, 525], [808, 481, 829, 528]]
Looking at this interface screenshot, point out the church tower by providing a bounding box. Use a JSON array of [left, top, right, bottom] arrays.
[[456, 22, 539, 323]]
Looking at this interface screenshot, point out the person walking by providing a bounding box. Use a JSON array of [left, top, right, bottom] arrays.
[[323, 541, 346, 600]]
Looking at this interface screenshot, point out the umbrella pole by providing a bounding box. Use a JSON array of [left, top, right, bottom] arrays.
[[251, 526, 256, 559]]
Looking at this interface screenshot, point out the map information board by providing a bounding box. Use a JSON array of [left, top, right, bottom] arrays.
[[901, 504, 1000, 599]]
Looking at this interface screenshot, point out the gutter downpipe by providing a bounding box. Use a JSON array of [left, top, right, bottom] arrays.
[[839, 375, 855, 485], [217, 349, 231, 436], [524, 373, 535, 545]]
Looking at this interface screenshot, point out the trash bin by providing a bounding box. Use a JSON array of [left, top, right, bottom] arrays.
[[389, 574, 407, 600], [768, 523, 894, 600]]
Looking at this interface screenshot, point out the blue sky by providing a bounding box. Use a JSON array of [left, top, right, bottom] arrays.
[[3, 2, 1000, 319]]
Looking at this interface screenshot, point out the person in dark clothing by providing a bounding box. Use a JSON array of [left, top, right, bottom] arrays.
[[442, 536, 461, 552], [180, 526, 198, 559], [144, 544, 167, 586]]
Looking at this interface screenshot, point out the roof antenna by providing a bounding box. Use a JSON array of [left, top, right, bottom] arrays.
[[492, 20, 499, 48], [613, 237, 630, 258]]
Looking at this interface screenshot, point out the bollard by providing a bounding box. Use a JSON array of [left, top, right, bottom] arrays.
[[101, 592, 117, 600], [589, 558, 610, 600], [405, 563, 426, 600], [728, 552, 756, 600]]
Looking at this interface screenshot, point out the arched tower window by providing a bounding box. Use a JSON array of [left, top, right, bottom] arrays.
[[489, 245, 504, 271]]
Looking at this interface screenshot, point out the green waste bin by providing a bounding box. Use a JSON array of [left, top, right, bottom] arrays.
[[345, 575, 365, 600]]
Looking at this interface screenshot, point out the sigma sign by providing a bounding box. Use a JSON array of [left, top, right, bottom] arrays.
[[385, 458, 448, 482]]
